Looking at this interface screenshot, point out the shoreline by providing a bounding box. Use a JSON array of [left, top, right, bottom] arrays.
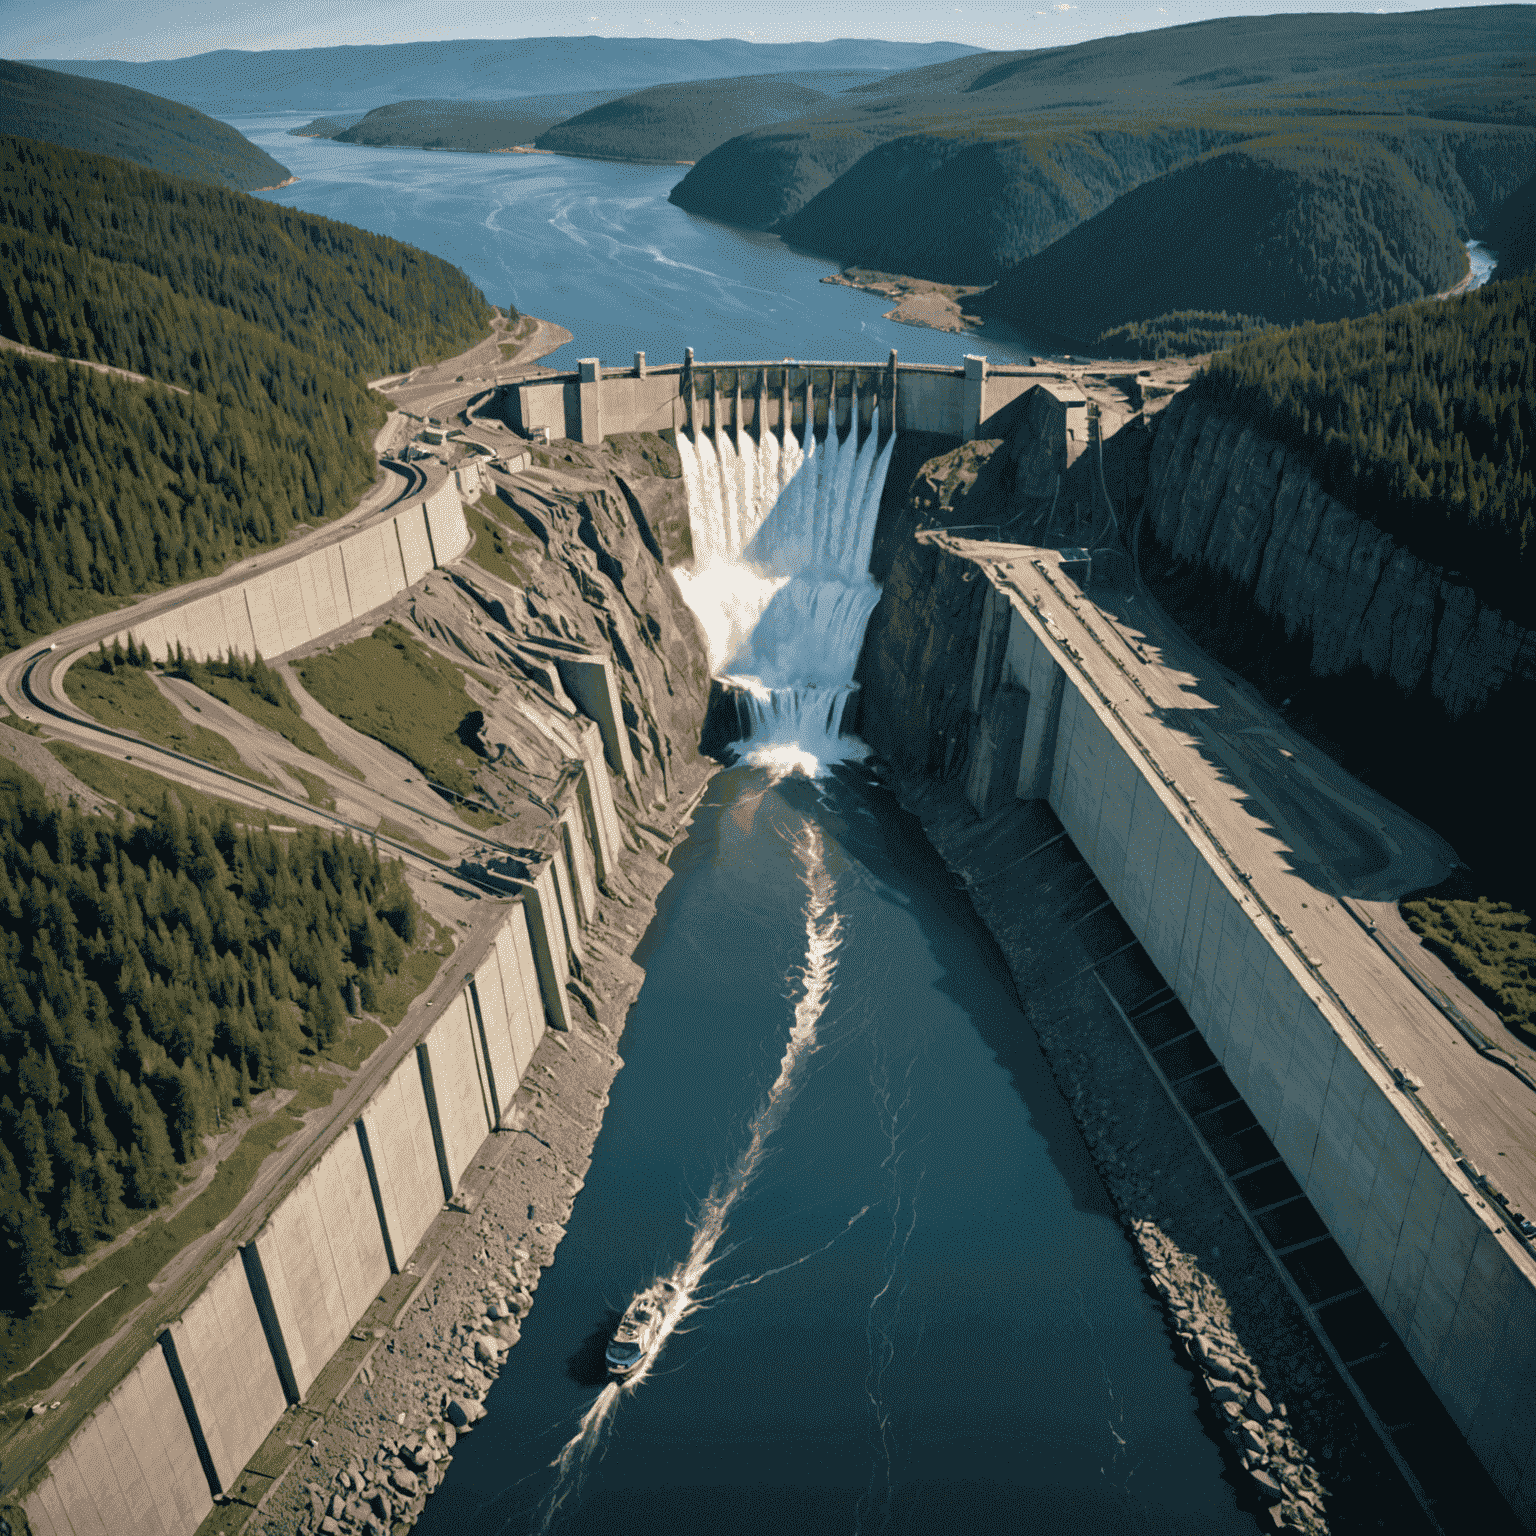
[[821, 267, 986, 334], [248, 780, 713, 1536]]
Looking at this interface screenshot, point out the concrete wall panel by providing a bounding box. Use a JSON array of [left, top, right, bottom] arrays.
[[243, 575, 286, 658], [26, 1344, 209, 1536], [321, 543, 354, 625], [168, 1251, 285, 1493], [1437, 1226, 1518, 1436], [471, 952, 519, 1122], [179, 592, 230, 662], [1145, 818, 1198, 993], [1304, 1044, 1373, 1251], [269, 561, 312, 653], [294, 550, 326, 639], [218, 588, 257, 658], [1271, 1002, 1334, 1181], [1410, 1188, 1482, 1399], [426, 485, 470, 564], [1243, 952, 1300, 1137], [1118, 775, 1166, 939], [560, 807, 598, 926], [496, 905, 545, 1073], [339, 524, 399, 620], [1381, 1147, 1445, 1339], [254, 1126, 390, 1399], [422, 994, 493, 1192], [396, 508, 434, 585], [360, 1052, 442, 1267], [526, 861, 572, 1032]]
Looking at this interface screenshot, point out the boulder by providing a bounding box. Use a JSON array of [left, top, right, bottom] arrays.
[[446, 1396, 486, 1429], [1250, 1390, 1274, 1419], [1250, 1469, 1285, 1500], [1241, 1422, 1269, 1457], [391, 1467, 420, 1495]]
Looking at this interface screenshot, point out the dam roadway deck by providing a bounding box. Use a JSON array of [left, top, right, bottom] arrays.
[[936, 532, 1536, 1519], [955, 536, 1536, 1228]]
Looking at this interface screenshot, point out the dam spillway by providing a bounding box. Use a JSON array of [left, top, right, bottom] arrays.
[[674, 397, 894, 772]]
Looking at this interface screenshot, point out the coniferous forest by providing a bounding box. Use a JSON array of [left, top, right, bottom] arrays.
[[0, 134, 491, 651], [0, 760, 423, 1311], [1194, 273, 1535, 619]]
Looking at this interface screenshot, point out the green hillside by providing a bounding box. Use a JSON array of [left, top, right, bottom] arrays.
[[0, 135, 490, 650], [0, 757, 426, 1311], [973, 127, 1503, 341], [1195, 273, 1535, 621], [0, 59, 290, 191], [670, 9, 1535, 298], [1484, 171, 1536, 279], [535, 74, 848, 163], [333, 88, 628, 151]]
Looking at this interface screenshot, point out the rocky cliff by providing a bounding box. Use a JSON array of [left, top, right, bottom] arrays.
[[1144, 389, 1536, 719]]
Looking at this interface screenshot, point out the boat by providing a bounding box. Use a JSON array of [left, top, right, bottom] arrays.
[[605, 1280, 676, 1377]]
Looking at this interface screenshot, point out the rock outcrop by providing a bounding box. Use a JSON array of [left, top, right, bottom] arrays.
[[1144, 389, 1536, 718]]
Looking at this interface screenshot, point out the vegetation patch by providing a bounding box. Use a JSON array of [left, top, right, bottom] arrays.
[[64, 645, 272, 784], [1402, 894, 1536, 1040], [170, 650, 362, 778], [375, 818, 448, 864], [470, 502, 543, 588], [0, 60, 290, 191], [0, 758, 430, 1321], [286, 763, 337, 810], [1098, 311, 1275, 359], [296, 623, 498, 809], [45, 742, 276, 829]]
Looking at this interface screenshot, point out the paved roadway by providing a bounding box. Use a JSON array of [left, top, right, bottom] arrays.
[[959, 538, 1536, 1235]]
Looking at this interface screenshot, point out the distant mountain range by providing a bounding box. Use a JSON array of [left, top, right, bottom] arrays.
[[35, 37, 983, 114]]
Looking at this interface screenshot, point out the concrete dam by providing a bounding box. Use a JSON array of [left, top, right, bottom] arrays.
[[12, 352, 1533, 1532]]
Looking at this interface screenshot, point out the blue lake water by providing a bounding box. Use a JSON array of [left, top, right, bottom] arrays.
[[237, 116, 1050, 373]]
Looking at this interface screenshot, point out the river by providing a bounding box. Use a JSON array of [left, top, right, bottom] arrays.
[[234, 123, 1256, 1533]]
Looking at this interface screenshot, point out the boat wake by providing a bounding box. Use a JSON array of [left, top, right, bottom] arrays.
[[535, 821, 847, 1531]]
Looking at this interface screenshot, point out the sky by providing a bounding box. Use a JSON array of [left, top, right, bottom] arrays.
[[0, 0, 1516, 62]]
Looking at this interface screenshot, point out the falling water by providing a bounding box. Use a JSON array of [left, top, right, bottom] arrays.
[[675, 398, 896, 776], [537, 822, 846, 1530]]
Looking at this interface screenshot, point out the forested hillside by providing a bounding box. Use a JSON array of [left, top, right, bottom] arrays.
[[1195, 273, 1535, 622], [332, 88, 627, 151], [670, 9, 1534, 331], [1485, 171, 1536, 279], [973, 128, 1488, 340], [0, 60, 290, 191], [535, 74, 854, 163], [0, 135, 490, 650], [0, 760, 424, 1309]]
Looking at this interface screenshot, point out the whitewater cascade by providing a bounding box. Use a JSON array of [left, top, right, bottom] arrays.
[[674, 398, 895, 776]]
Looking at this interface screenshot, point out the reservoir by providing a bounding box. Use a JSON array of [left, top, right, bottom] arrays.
[[236, 121, 1254, 1531], [237, 117, 1049, 370]]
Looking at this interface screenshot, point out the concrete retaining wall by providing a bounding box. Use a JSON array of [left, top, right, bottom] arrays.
[[959, 560, 1536, 1526], [164, 1252, 287, 1495], [23, 1347, 210, 1536], [419, 995, 495, 1194], [247, 1128, 392, 1402], [107, 489, 470, 666], [359, 1054, 443, 1272]]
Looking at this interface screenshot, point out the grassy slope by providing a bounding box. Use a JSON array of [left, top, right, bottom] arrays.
[[62, 662, 274, 785], [0, 60, 290, 191], [295, 623, 496, 809]]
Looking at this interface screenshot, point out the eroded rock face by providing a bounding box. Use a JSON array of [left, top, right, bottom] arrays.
[[1144, 391, 1536, 718]]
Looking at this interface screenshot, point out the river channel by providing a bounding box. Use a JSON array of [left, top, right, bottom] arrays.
[[411, 767, 1252, 1534], [235, 124, 1258, 1531]]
